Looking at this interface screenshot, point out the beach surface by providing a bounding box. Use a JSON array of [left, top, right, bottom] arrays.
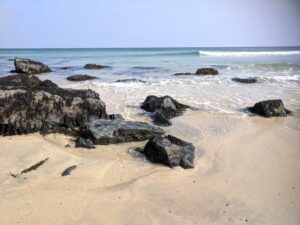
[[1, 110, 299, 225]]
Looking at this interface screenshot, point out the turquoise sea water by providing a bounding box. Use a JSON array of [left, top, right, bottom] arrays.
[[0, 47, 300, 117]]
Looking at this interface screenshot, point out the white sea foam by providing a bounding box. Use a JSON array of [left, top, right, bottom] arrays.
[[199, 50, 300, 57]]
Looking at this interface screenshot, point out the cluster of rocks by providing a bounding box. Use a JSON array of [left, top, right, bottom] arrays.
[[173, 67, 218, 76]]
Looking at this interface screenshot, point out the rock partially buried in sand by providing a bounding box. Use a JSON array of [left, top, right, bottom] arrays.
[[61, 165, 77, 176], [84, 64, 109, 69], [232, 77, 258, 84], [115, 79, 146, 83], [81, 119, 164, 145], [152, 111, 172, 127], [75, 137, 95, 149], [248, 99, 292, 117], [14, 58, 52, 74], [195, 68, 218, 75], [141, 95, 190, 119], [67, 75, 97, 81], [144, 135, 195, 169], [0, 74, 108, 136]]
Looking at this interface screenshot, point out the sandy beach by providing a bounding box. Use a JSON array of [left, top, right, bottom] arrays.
[[1, 110, 299, 225]]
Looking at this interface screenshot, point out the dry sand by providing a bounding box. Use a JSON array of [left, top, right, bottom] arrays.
[[0, 111, 299, 225]]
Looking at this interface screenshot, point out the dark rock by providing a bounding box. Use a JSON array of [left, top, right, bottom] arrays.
[[10, 158, 49, 178], [84, 64, 109, 69], [10, 70, 17, 73], [61, 165, 77, 176], [81, 119, 164, 145], [115, 79, 146, 83], [144, 135, 195, 169], [14, 58, 51, 74], [232, 77, 258, 84], [195, 68, 218, 75], [0, 74, 108, 136], [173, 72, 194, 76], [60, 66, 72, 70], [141, 95, 190, 119], [248, 99, 292, 117], [152, 111, 172, 126], [67, 75, 97, 81], [75, 137, 95, 149], [109, 114, 124, 120]]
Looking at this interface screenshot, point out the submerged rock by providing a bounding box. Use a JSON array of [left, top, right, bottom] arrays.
[[75, 137, 95, 149], [232, 77, 258, 84], [173, 72, 194, 76], [81, 119, 164, 145], [84, 64, 109, 69], [248, 99, 292, 117], [67, 75, 97, 81], [195, 68, 218, 75], [152, 111, 172, 127], [144, 135, 195, 169], [115, 79, 146, 83], [141, 95, 190, 119], [0, 74, 108, 136], [14, 58, 51, 74]]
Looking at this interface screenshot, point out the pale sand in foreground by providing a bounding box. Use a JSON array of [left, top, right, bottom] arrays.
[[0, 111, 299, 225]]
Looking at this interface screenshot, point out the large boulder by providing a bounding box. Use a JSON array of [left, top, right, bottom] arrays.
[[0, 74, 108, 135], [84, 64, 109, 69], [195, 68, 218, 75], [248, 99, 292, 117], [14, 58, 51, 74], [144, 135, 195, 169], [67, 75, 97, 81], [81, 119, 164, 145], [141, 95, 190, 119]]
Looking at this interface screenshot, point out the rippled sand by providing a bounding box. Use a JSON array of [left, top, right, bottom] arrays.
[[0, 111, 299, 225]]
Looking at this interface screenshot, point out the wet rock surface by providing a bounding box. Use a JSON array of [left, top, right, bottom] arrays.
[[81, 119, 164, 145], [67, 75, 97, 81], [84, 64, 109, 69], [173, 72, 194, 76], [141, 95, 190, 119], [195, 68, 218, 75], [232, 77, 258, 83], [248, 99, 292, 117], [144, 135, 195, 169], [14, 58, 51, 74], [0, 74, 108, 135], [152, 111, 172, 127], [115, 79, 146, 83]]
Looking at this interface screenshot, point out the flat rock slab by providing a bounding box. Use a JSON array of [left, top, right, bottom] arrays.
[[81, 119, 164, 145], [115, 79, 146, 83], [248, 99, 292, 117], [144, 135, 195, 169], [232, 77, 258, 83], [14, 58, 51, 74]]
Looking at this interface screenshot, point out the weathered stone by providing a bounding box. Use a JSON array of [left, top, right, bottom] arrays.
[[195, 68, 218, 75], [84, 64, 109, 69], [248, 99, 292, 117], [144, 135, 195, 169], [0, 74, 108, 136], [141, 95, 190, 119], [81, 119, 164, 145], [14, 58, 51, 74], [232, 77, 257, 84], [67, 75, 97, 81]]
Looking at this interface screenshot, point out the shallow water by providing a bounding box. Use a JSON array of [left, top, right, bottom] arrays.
[[0, 47, 300, 117]]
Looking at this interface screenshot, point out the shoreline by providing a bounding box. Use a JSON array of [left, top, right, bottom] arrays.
[[0, 111, 299, 225]]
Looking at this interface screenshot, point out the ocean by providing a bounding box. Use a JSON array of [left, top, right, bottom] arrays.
[[0, 47, 300, 118]]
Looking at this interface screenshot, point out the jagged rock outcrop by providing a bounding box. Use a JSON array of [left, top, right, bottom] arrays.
[[248, 99, 292, 117], [195, 68, 218, 75], [141, 95, 190, 119], [84, 64, 109, 69], [232, 77, 258, 83], [144, 135, 195, 169], [80, 119, 164, 145], [14, 58, 51, 74], [67, 75, 97, 81], [0, 74, 108, 135]]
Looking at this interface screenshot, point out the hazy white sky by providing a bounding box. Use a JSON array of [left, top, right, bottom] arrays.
[[0, 0, 299, 48]]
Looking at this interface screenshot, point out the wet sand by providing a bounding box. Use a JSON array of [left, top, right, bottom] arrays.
[[0, 111, 299, 225]]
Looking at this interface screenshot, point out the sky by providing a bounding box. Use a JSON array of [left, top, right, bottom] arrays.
[[0, 0, 300, 48]]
